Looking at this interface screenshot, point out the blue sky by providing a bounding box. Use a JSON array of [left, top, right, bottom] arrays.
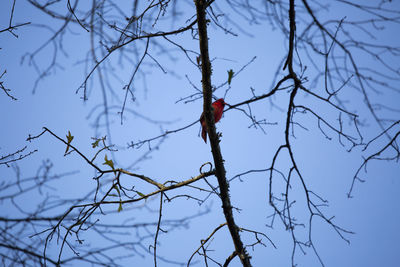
[[1, 1, 399, 266]]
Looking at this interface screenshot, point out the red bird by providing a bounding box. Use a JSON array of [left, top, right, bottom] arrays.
[[200, 98, 226, 143]]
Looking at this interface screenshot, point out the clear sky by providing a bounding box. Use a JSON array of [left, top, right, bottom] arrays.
[[1, 1, 399, 266]]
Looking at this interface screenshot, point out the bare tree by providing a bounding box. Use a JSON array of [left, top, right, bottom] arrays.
[[1, 0, 399, 266]]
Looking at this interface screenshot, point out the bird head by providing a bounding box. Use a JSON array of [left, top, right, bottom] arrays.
[[215, 98, 225, 107]]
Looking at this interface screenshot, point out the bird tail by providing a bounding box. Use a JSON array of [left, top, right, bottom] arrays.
[[201, 127, 207, 143]]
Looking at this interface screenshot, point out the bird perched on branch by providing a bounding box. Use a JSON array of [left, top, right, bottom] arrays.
[[200, 98, 226, 143]]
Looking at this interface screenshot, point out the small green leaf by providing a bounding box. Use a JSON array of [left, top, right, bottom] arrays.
[[65, 131, 74, 154], [103, 155, 116, 173], [92, 139, 100, 148], [136, 191, 146, 198], [108, 193, 118, 197], [118, 202, 123, 212], [66, 131, 74, 143], [113, 185, 121, 196], [227, 69, 234, 85]]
